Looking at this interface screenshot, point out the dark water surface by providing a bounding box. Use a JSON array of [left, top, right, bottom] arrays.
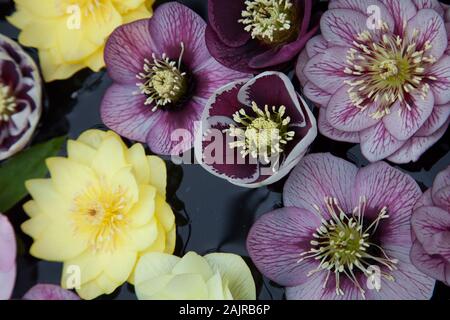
[[1, 0, 449, 300]]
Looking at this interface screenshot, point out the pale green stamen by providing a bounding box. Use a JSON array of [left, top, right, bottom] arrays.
[[0, 83, 16, 122]]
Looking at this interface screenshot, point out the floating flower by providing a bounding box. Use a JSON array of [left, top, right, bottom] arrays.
[[23, 284, 80, 300], [0, 34, 41, 161], [0, 214, 16, 300], [8, 0, 155, 81], [296, 0, 450, 163], [411, 165, 450, 286], [206, 0, 319, 73], [21, 129, 175, 300], [135, 251, 256, 300], [247, 153, 435, 299], [195, 72, 317, 188], [101, 2, 248, 156]]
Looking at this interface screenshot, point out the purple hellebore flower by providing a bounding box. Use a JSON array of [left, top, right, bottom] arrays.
[[247, 153, 435, 299], [0, 214, 16, 300], [101, 2, 249, 156], [195, 72, 317, 188], [296, 0, 450, 164], [205, 0, 319, 73], [411, 165, 450, 286], [0, 34, 41, 161], [23, 284, 80, 300]]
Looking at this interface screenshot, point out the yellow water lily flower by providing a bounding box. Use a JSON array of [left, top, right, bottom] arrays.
[[21, 129, 175, 300], [135, 251, 256, 300], [8, 0, 155, 82]]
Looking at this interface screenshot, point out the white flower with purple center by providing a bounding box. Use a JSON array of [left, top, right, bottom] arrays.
[[247, 153, 435, 299], [297, 0, 450, 163], [0, 34, 41, 161]]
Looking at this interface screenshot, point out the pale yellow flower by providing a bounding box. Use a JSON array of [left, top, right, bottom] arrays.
[[22, 129, 175, 300], [8, 0, 155, 82], [135, 252, 256, 300]]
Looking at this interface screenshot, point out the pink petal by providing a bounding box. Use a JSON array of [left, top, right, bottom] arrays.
[[413, 0, 445, 16], [104, 19, 154, 84], [406, 9, 448, 61], [23, 284, 80, 300], [432, 165, 450, 196], [305, 35, 329, 57], [415, 103, 450, 136], [360, 122, 405, 162], [318, 109, 360, 143], [428, 55, 450, 105], [326, 85, 380, 132], [432, 186, 450, 212], [296, 50, 310, 86], [303, 47, 350, 94], [410, 240, 450, 286], [414, 189, 435, 210], [383, 91, 434, 141], [100, 84, 158, 143], [283, 153, 358, 214], [387, 120, 448, 163], [412, 206, 450, 258], [0, 214, 16, 300], [303, 81, 332, 107], [246, 207, 321, 287], [380, 0, 418, 34]]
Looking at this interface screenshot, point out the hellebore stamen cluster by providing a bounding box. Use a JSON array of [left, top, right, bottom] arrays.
[[136, 42, 187, 111], [0, 83, 16, 122], [298, 196, 398, 298], [71, 181, 131, 253], [344, 22, 437, 119], [238, 0, 294, 44], [226, 101, 295, 162]]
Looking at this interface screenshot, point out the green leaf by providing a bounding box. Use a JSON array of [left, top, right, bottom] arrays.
[[0, 136, 66, 212]]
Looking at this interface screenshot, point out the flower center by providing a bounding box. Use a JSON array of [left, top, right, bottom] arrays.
[[344, 23, 437, 119], [226, 102, 295, 161], [71, 182, 131, 252], [0, 83, 16, 123], [238, 0, 296, 44], [136, 43, 187, 111], [299, 196, 398, 298]]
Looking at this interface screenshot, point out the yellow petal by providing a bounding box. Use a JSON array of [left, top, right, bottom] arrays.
[[103, 248, 137, 283], [92, 136, 128, 180], [83, 1, 122, 46], [172, 252, 213, 282], [130, 219, 158, 251], [25, 179, 70, 217], [110, 167, 139, 211], [84, 48, 104, 72], [206, 272, 230, 300], [136, 275, 174, 300], [164, 225, 176, 254], [75, 279, 104, 300], [46, 157, 98, 200], [204, 253, 256, 300], [134, 252, 179, 286], [77, 129, 107, 149], [112, 0, 146, 13], [141, 222, 166, 254], [17, 20, 61, 49], [61, 251, 105, 287], [127, 144, 150, 184], [156, 274, 208, 300], [13, 0, 61, 18], [67, 139, 96, 167], [128, 185, 156, 227], [155, 194, 175, 231], [121, 3, 152, 23], [95, 273, 121, 295], [147, 156, 166, 196], [21, 210, 48, 239]]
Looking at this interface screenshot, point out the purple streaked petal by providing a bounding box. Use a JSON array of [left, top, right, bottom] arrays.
[[428, 55, 450, 105], [148, 2, 210, 71], [380, 0, 417, 34], [326, 85, 380, 132], [146, 97, 204, 155], [205, 24, 266, 74], [305, 35, 329, 57], [383, 91, 434, 141], [360, 122, 405, 162], [432, 165, 450, 197], [406, 9, 448, 60], [413, 0, 445, 16], [104, 19, 155, 85], [415, 189, 435, 210], [23, 284, 80, 300], [387, 120, 448, 164], [318, 109, 360, 143], [355, 162, 422, 246], [246, 207, 321, 287], [204, 80, 247, 118], [100, 84, 157, 143], [284, 153, 358, 214], [296, 50, 309, 86], [303, 81, 332, 107], [412, 206, 450, 258], [410, 240, 450, 286], [237, 72, 306, 124], [207, 0, 249, 47], [432, 186, 450, 212], [0, 214, 16, 300], [416, 103, 450, 136], [303, 47, 350, 94]]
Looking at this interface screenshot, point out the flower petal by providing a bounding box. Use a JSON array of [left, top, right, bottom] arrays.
[[303, 81, 332, 106], [23, 284, 80, 300], [432, 165, 450, 196], [284, 153, 358, 214], [428, 55, 450, 105], [360, 122, 405, 162], [416, 103, 450, 136], [0, 214, 16, 300], [410, 240, 450, 285], [247, 207, 321, 287], [318, 109, 360, 143]]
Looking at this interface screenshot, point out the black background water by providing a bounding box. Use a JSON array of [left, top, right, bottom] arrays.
[[0, 0, 449, 300]]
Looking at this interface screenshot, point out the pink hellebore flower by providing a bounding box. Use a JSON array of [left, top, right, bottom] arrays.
[[297, 0, 450, 163]]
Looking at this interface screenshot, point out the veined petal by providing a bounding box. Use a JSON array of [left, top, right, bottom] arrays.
[[360, 122, 405, 162]]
